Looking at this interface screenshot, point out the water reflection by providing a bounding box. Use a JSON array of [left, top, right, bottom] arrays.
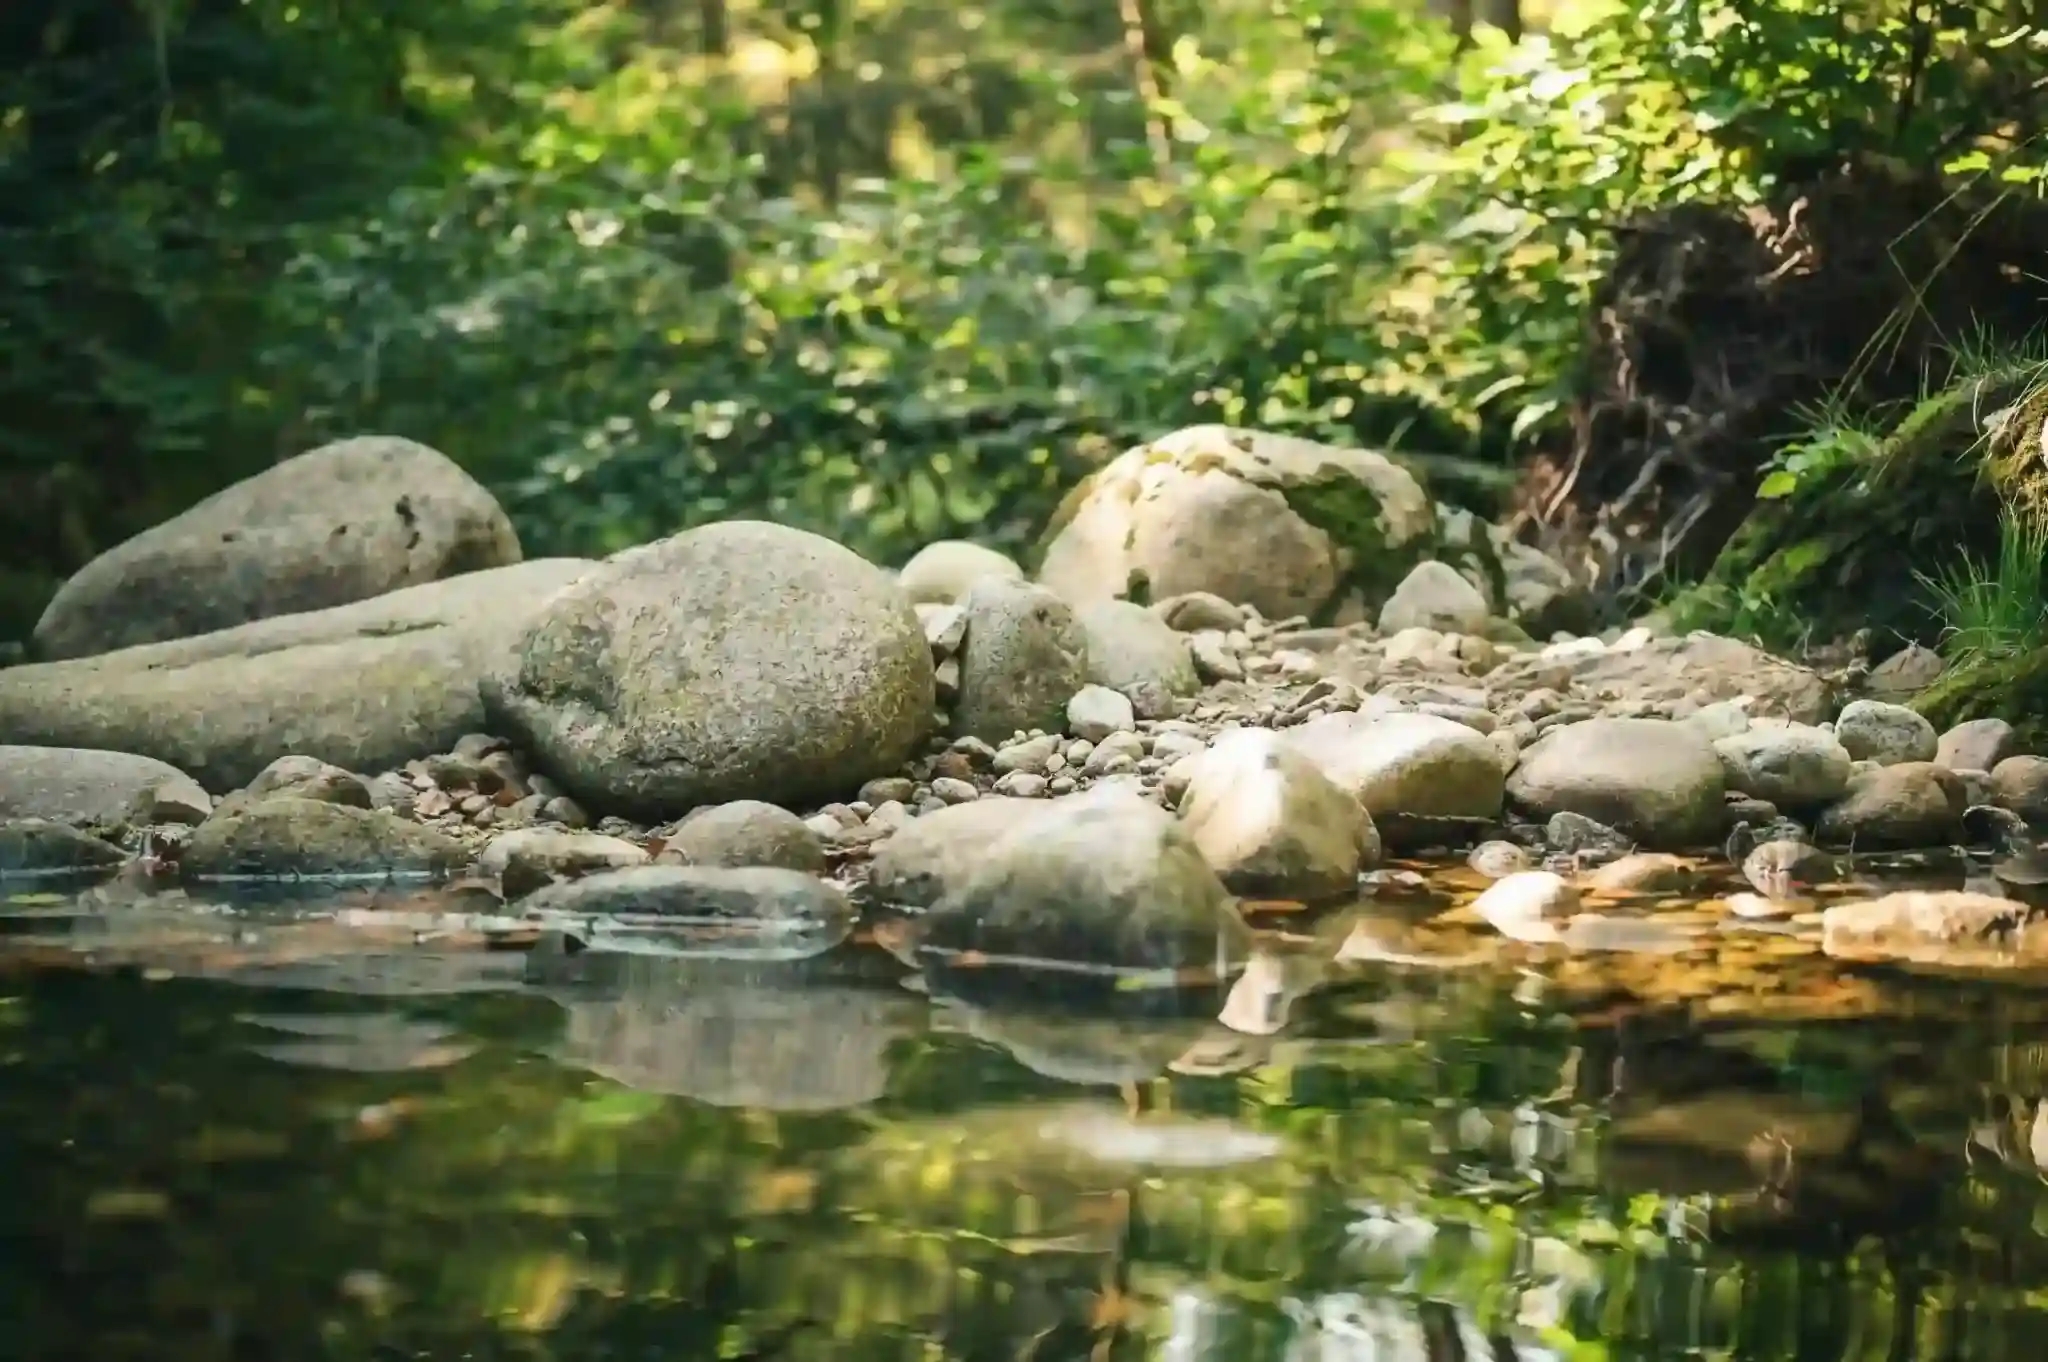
[[4, 886, 2048, 1359]]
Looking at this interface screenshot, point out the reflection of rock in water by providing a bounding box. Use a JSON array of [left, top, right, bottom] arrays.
[[210, 951, 529, 997], [934, 999, 1211, 1087], [237, 1011, 478, 1072], [533, 951, 917, 1111]]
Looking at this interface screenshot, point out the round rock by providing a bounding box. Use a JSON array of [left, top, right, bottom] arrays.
[[1505, 718, 1726, 849], [897, 540, 1024, 606], [1833, 700, 1938, 766], [952, 579, 1090, 744], [484, 521, 934, 821]]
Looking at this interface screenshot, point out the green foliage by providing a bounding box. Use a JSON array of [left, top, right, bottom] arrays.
[[7, 0, 2048, 635], [1916, 505, 2048, 666]]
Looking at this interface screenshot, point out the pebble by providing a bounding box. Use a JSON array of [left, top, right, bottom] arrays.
[[1067, 685, 1136, 742], [930, 777, 980, 804]]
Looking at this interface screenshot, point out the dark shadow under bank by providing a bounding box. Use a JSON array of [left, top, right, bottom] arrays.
[[1, 935, 2048, 1361]]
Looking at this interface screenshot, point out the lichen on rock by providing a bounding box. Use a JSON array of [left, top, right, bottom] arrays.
[[1035, 424, 1440, 624]]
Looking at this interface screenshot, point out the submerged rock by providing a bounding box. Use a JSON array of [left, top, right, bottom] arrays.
[[1471, 870, 1579, 941], [181, 798, 467, 879], [0, 818, 126, 874], [1822, 890, 2044, 963], [518, 864, 852, 928]]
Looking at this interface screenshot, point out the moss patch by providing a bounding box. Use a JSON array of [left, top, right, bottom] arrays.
[[1669, 370, 2034, 652], [1914, 647, 2048, 753], [1275, 469, 1420, 626]]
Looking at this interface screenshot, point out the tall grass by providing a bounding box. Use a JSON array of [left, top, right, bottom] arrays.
[[1916, 506, 2048, 666]]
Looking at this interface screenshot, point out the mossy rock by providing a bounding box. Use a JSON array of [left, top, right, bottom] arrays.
[[1035, 425, 1452, 625], [1912, 648, 2048, 753], [1670, 369, 2038, 651]]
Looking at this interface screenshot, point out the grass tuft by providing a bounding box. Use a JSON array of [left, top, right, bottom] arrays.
[[1914, 504, 2048, 667]]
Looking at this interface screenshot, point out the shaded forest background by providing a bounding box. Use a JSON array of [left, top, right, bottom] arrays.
[[4, 0, 2047, 643]]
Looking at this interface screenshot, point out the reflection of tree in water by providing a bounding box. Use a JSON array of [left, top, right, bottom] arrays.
[[530, 950, 923, 1111]]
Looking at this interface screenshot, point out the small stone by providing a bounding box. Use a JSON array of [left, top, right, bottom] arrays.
[[992, 771, 1049, 798], [1379, 560, 1489, 635], [1049, 776, 1077, 795], [1082, 732, 1145, 776], [1153, 592, 1247, 633], [458, 793, 489, 816], [1190, 633, 1244, 683], [930, 777, 981, 804], [1472, 871, 1579, 942], [1584, 852, 1697, 896], [414, 788, 453, 819], [541, 795, 589, 829], [1468, 840, 1532, 878], [859, 777, 917, 806], [479, 826, 650, 899], [1067, 685, 1136, 742], [1545, 811, 1632, 858], [990, 735, 1059, 776]]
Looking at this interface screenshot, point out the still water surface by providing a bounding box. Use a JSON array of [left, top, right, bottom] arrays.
[[3, 884, 2048, 1362]]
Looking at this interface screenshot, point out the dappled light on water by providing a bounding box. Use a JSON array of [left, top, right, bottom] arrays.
[[7, 869, 2048, 1360]]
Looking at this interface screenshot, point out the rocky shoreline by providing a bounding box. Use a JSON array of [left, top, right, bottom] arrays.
[[4, 426, 2048, 983]]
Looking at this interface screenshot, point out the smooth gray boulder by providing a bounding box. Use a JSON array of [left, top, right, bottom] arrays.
[[35, 435, 522, 660], [181, 798, 467, 879], [0, 746, 211, 829], [0, 560, 594, 790], [1506, 717, 1726, 849], [487, 521, 933, 820], [918, 786, 1249, 973]]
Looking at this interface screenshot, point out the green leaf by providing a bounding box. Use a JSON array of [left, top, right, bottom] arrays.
[[1756, 470, 1800, 499]]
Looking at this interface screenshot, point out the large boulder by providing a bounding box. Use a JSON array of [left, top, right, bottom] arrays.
[[1037, 425, 1438, 622], [1506, 718, 1727, 848], [0, 560, 593, 790], [486, 521, 934, 820], [0, 746, 211, 830], [35, 436, 521, 661]]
